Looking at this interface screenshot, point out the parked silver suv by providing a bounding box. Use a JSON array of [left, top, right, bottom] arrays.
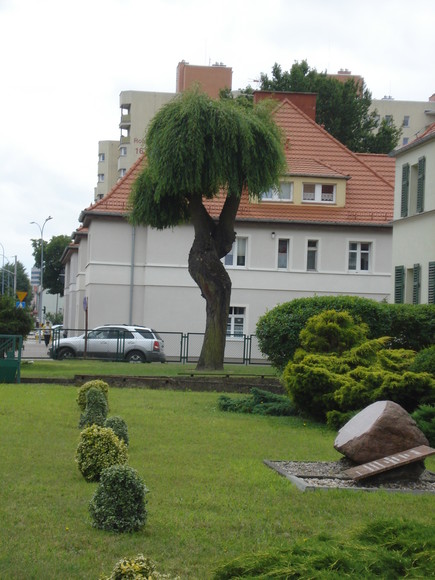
[[50, 324, 166, 363]]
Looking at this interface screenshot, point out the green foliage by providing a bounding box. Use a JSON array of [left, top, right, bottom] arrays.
[[410, 345, 435, 376], [256, 296, 435, 370], [283, 338, 435, 421], [75, 425, 128, 482], [1, 260, 33, 303], [102, 554, 177, 579], [105, 416, 129, 446], [213, 519, 435, 579], [77, 379, 109, 411], [218, 388, 296, 416], [129, 87, 286, 230], [299, 310, 368, 355], [258, 60, 401, 153], [31, 234, 71, 297], [79, 387, 109, 429], [412, 405, 435, 446], [89, 465, 148, 533], [0, 294, 33, 337]]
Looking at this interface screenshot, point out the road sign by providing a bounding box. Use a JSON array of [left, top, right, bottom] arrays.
[[16, 291, 27, 302]]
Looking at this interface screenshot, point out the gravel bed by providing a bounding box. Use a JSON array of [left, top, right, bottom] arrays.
[[264, 459, 435, 494]]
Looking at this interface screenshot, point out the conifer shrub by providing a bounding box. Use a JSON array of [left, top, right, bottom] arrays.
[[79, 387, 108, 428], [89, 465, 148, 533], [77, 379, 109, 411], [102, 554, 178, 579], [412, 404, 435, 446], [409, 345, 435, 376], [218, 388, 296, 416], [104, 416, 129, 446], [76, 425, 128, 482]]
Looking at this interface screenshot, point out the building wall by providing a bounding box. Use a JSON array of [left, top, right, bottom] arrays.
[[176, 61, 232, 98], [95, 141, 119, 200]]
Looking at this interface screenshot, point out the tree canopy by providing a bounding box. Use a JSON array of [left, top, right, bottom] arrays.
[[32, 234, 70, 296], [0, 294, 33, 337], [130, 88, 285, 369], [259, 61, 401, 153]]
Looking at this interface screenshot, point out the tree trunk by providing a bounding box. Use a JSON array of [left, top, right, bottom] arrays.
[[188, 194, 241, 370]]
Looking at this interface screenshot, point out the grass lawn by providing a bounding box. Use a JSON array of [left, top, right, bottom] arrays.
[[0, 383, 434, 579]]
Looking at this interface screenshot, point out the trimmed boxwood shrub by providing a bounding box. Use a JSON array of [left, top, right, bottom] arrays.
[[79, 387, 108, 428], [77, 379, 109, 411], [256, 296, 435, 369], [102, 554, 177, 579], [104, 416, 129, 446], [76, 425, 128, 482], [89, 465, 148, 532]]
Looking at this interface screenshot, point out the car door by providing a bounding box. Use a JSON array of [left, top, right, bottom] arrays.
[[86, 329, 111, 358]]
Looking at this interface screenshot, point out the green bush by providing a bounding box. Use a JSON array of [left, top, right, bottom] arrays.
[[77, 379, 109, 412], [412, 405, 435, 446], [410, 345, 435, 376], [299, 310, 368, 355], [256, 296, 435, 369], [218, 388, 296, 416], [213, 519, 435, 579], [105, 416, 129, 446], [75, 425, 128, 482], [79, 387, 108, 429], [89, 465, 148, 533], [102, 554, 177, 579]]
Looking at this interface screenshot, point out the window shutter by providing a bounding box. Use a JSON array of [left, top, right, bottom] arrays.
[[412, 263, 421, 305], [416, 156, 425, 213], [400, 163, 409, 217], [429, 262, 435, 304], [394, 266, 405, 304]]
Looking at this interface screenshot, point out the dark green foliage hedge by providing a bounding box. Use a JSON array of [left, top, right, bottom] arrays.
[[213, 519, 435, 579], [218, 388, 296, 416], [256, 296, 435, 369], [104, 416, 129, 446], [410, 345, 435, 376], [412, 405, 435, 446], [89, 465, 148, 533], [282, 338, 435, 423], [79, 387, 108, 429]]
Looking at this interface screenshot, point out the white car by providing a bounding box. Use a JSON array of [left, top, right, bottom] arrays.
[[50, 324, 166, 363]]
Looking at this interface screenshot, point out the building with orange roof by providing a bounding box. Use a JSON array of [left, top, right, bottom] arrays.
[[390, 121, 435, 304], [62, 94, 395, 359]]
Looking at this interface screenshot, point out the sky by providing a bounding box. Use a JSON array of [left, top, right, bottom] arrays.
[[1, 0, 434, 277]]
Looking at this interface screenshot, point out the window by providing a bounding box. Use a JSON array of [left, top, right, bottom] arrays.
[[119, 168, 127, 178], [413, 263, 421, 305], [98, 173, 105, 182], [348, 242, 371, 272], [402, 115, 410, 127], [384, 115, 393, 126], [416, 156, 425, 213], [224, 237, 247, 268], [400, 163, 409, 217], [428, 262, 435, 304], [394, 265, 405, 303], [302, 183, 336, 203], [227, 307, 245, 337], [306, 240, 318, 271], [262, 181, 293, 202], [119, 146, 127, 156], [98, 153, 105, 162], [402, 137, 409, 146], [278, 239, 289, 269]]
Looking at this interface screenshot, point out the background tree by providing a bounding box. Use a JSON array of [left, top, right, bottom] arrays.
[[1, 260, 33, 304], [259, 61, 401, 153], [0, 294, 33, 337], [130, 89, 285, 370], [31, 234, 70, 296]]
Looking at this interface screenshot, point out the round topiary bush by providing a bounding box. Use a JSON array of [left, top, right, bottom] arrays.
[[89, 465, 148, 532], [79, 387, 109, 429], [76, 425, 128, 482], [102, 554, 177, 579], [77, 379, 109, 412], [104, 416, 129, 446]]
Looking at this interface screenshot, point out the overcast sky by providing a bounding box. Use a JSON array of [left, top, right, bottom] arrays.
[[1, 0, 434, 277]]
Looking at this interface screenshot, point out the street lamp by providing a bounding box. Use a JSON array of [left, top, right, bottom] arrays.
[[30, 216, 53, 341]]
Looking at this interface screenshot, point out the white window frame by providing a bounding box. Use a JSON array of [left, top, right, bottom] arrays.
[[277, 238, 289, 269], [119, 146, 127, 156], [227, 306, 246, 339], [348, 241, 371, 273], [97, 173, 105, 182], [306, 239, 318, 271], [302, 183, 336, 204], [98, 153, 105, 162], [119, 168, 127, 178], [224, 237, 247, 268], [262, 181, 293, 202]]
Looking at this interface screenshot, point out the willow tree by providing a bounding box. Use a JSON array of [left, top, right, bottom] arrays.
[[130, 89, 285, 370]]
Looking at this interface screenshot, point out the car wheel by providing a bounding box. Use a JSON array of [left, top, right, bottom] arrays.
[[58, 347, 75, 360], [126, 350, 146, 363]]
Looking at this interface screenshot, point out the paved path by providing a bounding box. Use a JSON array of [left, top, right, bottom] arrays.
[[21, 337, 51, 360]]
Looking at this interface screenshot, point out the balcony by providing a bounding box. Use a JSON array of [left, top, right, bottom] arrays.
[[119, 114, 131, 127], [120, 135, 130, 145]]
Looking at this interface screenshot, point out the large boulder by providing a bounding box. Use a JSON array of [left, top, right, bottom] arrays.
[[334, 400, 429, 464]]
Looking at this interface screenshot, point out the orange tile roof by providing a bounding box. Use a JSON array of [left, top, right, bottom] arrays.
[[81, 98, 394, 227]]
